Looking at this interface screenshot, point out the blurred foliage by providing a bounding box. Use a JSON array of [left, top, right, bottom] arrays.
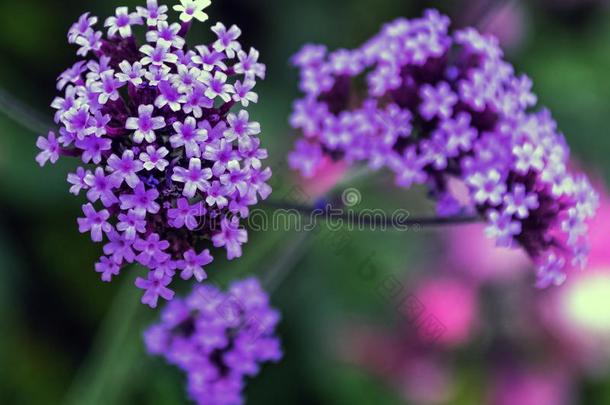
[[1, 0, 610, 404]]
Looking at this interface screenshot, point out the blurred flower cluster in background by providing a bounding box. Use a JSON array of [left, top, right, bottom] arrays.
[[2, 0, 610, 404], [341, 181, 610, 404]]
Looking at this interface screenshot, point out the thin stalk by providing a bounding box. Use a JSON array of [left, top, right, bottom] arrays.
[[261, 200, 480, 229], [62, 270, 146, 405], [262, 231, 311, 294], [0, 87, 51, 135]]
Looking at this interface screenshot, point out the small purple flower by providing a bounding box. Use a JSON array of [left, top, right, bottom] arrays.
[[75, 29, 102, 57], [64, 105, 94, 139], [211, 23, 241, 58], [329, 49, 363, 76], [193, 45, 227, 72], [467, 169, 506, 206], [35, 131, 61, 167], [288, 140, 323, 178], [220, 161, 249, 197], [234, 48, 265, 79], [95, 256, 121, 282], [91, 70, 125, 104], [212, 218, 247, 260], [168, 198, 205, 230], [200, 71, 232, 102], [137, 0, 169, 26], [172, 64, 201, 92], [84, 167, 120, 207], [107, 150, 144, 188], [178, 249, 213, 282], [117, 210, 147, 240], [512, 143, 545, 174], [172, 158, 212, 198], [229, 189, 257, 217], [119, 182, 160, 215], [535, 253, 567, 288], [231, 77, 258, 107], [125, 104, 166, 143], [182, 85, 214, 117], [145, 64, 170, 85], [134, 233, 170, 265], [439, 113, 477, 156], [57, 61, 87, 91], [170, 117, 207, 158], [116, 61, 145, 85], [77, 203, 112, 242], [139, 145, 169, 171], [91, 111, 111, 137], [140, 42, 178, 66], [203, 138, 235, 175], [390, 147, 427, 188], [76, 135, 112, 164], [57, 127, 76, 147], [419, 81, 457, 121], [105, 6, 142, 38], [155, 80, 184, 111], [290, 101, 323, 138], [135, 273, 174, 308], [485, 209, 522, 247], [239, 136, 267, 169], [247, 167, 272, 200], [147, 21, 185, 49], [67, 167, 89, 195], [503, 184, 539, 219], [205, 180, 229, 208], [225, 110, 260, 141], [173, 0, 211, 24], [103, 231, 136, 264], [68, 13, 98, 43]]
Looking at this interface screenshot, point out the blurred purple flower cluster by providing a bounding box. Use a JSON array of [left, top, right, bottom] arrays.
[[288, 9, 598, 287], [144, 277, 282, 405], [35, 0, 271, 307]]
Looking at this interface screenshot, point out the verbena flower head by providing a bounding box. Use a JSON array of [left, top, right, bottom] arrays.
[[144, 277, 282, 405], [288, 10, 598, 287], [36, 0, 270, 307]]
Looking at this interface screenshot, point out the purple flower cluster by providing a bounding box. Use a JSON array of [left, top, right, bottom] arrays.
[[144, 277, 282, 405], [35, 0, 271, 307], [288, 10, 598, 287]]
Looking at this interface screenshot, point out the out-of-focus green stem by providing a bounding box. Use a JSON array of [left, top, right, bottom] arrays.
[[0, 87, 51, 135], [62, 270, 147, 405]]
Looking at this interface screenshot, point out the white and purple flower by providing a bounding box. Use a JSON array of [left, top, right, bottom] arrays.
[[37, 0, 271, 308]]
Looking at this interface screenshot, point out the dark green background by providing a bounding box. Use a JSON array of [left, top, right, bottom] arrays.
[[1, 0, 610, 404]]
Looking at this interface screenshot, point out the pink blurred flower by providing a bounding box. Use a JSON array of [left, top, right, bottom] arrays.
[[440, 177, 530, 283], [455, 1, 527, 50], [398, 355, 453, 404], [337, 325, 454, 405], [480, 2, 527, 50], [489, 367, 572, 405], [294, 156, 347, 199], [413, 277, 478, 346], [445, 223, 530, 283], [337, 325, 404, 378]]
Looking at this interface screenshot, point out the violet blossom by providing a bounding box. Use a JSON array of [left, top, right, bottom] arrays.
[[144, 277, 282, 405], [36, 0, 271, 307], [288, 10, 598, 286]]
